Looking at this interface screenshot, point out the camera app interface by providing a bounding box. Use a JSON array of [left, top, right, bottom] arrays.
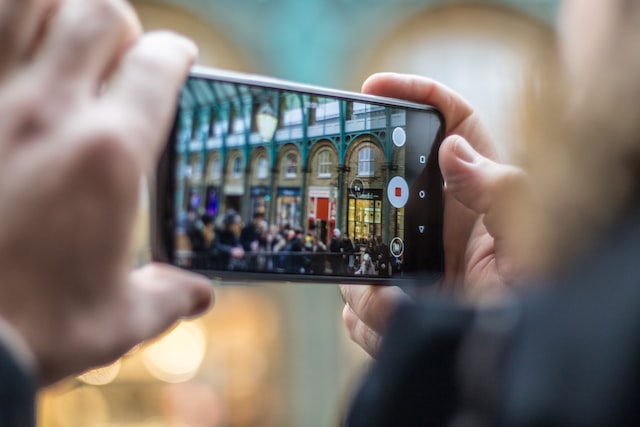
[[172, 76, 443, 279]]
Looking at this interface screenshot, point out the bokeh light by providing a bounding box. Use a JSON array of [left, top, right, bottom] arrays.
[[77, 359, 122, 386], [50, 386, 109, 427], [142, 321, 207, 383]]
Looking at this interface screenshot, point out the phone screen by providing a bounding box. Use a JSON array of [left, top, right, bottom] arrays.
[[155, 69, 445, 285]]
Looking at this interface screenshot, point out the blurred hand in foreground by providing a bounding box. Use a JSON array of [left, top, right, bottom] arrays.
[[0, 0, 213, 385]]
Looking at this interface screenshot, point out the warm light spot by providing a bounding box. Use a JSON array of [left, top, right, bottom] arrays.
[[77, 359, 121, 386], [142, 321, 207, 383], [50, 386, 109, 427]]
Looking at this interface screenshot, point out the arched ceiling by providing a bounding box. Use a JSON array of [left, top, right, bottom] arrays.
[[134, 0, 560, 87]]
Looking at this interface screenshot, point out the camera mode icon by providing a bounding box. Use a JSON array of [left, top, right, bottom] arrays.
[[389, 237, 405, 258]]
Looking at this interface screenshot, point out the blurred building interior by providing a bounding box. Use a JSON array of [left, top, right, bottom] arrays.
[[39, 1, 558, 426]]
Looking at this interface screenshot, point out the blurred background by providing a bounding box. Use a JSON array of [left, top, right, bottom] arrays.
[[39, 1, 558, 426]]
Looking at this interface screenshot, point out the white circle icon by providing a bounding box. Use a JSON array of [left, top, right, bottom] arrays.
[[392, 127, 406, 147], [387, 176, 409, 209], [389, 237, 404, 258]]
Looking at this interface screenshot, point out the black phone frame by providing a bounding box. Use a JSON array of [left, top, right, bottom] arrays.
[[152, 66, 446, 286]]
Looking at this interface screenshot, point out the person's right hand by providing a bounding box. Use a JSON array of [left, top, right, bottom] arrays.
[[231, 247, 245, 259], [0, 0, 213, 385], [341, 73, 527, 357]]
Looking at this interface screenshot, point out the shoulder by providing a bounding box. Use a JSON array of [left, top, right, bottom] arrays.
[[0, 342, 37, 427]]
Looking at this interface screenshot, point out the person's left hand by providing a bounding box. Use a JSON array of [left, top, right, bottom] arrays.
[[341, 73, 527, 357], [0, 0, 212, 385]]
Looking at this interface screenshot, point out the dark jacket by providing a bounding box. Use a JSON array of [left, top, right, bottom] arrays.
[[240, 222, 262, 252], [213, 228, 242, 270], [284, 237, 304, 274], [346, 210, 640, 427], [186, 221, 207, 253], [0, 343, 36, 427]]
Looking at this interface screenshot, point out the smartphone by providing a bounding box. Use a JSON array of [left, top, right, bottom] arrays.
[[152, 66, 446, 285]]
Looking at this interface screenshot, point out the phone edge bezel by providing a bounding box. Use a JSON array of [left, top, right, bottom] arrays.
[[151, 67, 447, 286]]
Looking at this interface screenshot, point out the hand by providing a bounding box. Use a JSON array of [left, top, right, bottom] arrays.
[[0, 0, 212, 385], [231, 247, 245, 259], [341, 73, 526, 356], [340, 285, 410, 357]]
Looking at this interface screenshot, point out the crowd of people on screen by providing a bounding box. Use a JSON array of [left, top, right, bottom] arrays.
[[182, 210, 394, 276]]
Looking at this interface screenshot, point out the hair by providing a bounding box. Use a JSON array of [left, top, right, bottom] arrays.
[[223, 210, 242, 227], [201, 214, 213, 226], [511, 0, 640, 274]]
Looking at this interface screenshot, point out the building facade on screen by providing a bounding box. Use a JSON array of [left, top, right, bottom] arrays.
[[175, 78, 407, 246]]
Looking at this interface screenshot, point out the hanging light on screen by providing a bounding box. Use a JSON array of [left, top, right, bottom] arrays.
[[256, 102, 278, 142]]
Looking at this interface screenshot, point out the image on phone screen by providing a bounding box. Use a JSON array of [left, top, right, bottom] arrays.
[[154, 69, 445, 285]]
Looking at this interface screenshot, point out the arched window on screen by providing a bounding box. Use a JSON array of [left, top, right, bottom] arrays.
[[357, 145, 375, 177], [232, 156, 243, 179], [210, 157, 222, 181], [317, 149, 332, 178], [256, 155, 269, 180], [285, 152, 298, 178]]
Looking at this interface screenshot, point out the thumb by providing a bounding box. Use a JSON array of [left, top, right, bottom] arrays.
[[36, 264, 214, 384], [125, 264, 213, 346], [440, 135, 527, 239], [440, 135, 519, 212]]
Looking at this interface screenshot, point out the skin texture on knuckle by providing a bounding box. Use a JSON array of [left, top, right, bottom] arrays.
[[353, 318, 380, 358], [0, 0, 55, 73], [0, 74, 52, 144], [342, 303, 357, 334], [131, 31, 195, 68], [343, 303, 379, 357], [44, 0, 140, 70], [72, 0, 140, 43], [106, 33, 196, 152], [483, 164, 528, 220], [0, 1, 35, 54], [60, 114, 140, 211], [493, 165, 528, 198], [119, 31, 196, 91], [354, 287, 380, 328], [363, 329, 380, 357], [342, 285, 405, 334], [343, 303, 365, 346], [83, 133, 138, 194]]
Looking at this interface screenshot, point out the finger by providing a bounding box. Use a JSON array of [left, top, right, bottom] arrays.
[[101, 31, 197, 171], [361, 73, 474, 134], [33, 0, 141, 93], [0, 0, 60, 75], [362, 72, 498, 161], [339, 284, 408, 334], [342, 303, 382, 358], [440, 135, 528, 241], [124, 264, 213, 347], [34, 264, 213, 385]]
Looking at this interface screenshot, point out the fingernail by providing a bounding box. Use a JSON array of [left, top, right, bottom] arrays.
[[452, 136, 477, 164]]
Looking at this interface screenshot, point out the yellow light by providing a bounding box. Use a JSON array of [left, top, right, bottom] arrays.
[[77, 359, 121, 386], [142, 321, 206, 383], [50, 386, 109, 427]]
